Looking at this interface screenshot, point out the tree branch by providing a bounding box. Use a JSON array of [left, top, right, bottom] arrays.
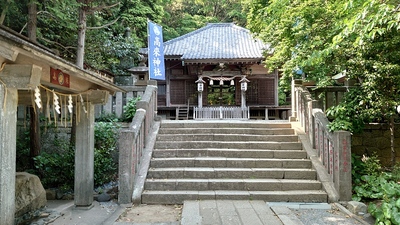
[[87, 16, 120, 30], [39, 36, 77, 56], [19, 10, 57, 34], [86, 2, 120, 15]]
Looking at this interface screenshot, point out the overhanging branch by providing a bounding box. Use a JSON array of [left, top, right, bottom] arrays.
[[86, 2, 120, 14], [87, 16, 120, 30]]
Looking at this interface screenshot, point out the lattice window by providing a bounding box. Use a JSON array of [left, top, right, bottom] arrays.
[[246, 78, 276, 105], [170, 80, 196, 105]]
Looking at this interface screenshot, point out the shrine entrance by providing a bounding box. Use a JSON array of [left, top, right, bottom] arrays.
[[207, 80, 235, 106]]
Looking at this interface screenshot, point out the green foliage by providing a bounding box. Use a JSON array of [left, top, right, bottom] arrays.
[[33, 139, 75, 189], [326, 88, 370, 133], [33, 122, 120, 189], [278, 88, 288, 105], [160, 0, 246, 41], [247, 0, 400, 133], [352, 153, 383, 201], [351, 152, 400, 224], [16, 130, 31, 172], [123, 96, 141, 122], [367, 180, 400, 225], [94, 122, 120, 187], [352, 154, 366, 187], [96, 111, 119, 122]]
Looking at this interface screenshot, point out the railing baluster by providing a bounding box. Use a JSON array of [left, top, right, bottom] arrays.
[[193, 106, 249, 120]]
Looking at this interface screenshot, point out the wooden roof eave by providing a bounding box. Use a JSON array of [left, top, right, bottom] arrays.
[[0, 27, 125, 95], [181, 58, 264, 65]]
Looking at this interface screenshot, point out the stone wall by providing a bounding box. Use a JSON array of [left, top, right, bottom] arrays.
[[352, 123, 400, 166]]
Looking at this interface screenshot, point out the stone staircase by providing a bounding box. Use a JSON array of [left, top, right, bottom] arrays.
[[141, 121, 328, 204]]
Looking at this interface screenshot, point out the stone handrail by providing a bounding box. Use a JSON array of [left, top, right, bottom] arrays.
[[291, 80, 352, 201], [118, 80, 158, 204]]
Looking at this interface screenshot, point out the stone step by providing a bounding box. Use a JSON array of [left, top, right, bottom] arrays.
[[142, 121, 328, 205], [154, 141, 302, 150], [144, 178, 322, 191], [150, 157, 311, 168], [147, 167, 317, 180], [160, 121, 292, 129], [141, 190, 328, 204], [156, 134, 299, 142], [158, 128, 295, 135], [152, 149, 308, 159]]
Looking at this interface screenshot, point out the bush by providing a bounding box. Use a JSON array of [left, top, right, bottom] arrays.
[[34, 121, 120, 189], [33, 140, 74, 189], [16, 130, 31, 172], [123, 96, 141, 122], [352, 153, 400, 224], [96, 111, 119, 122], [93, 122, 120, 186]]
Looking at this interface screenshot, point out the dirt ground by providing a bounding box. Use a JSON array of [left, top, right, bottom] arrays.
[[117, 204, 183, 223]]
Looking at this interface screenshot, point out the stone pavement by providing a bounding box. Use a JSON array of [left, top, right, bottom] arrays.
[[30, 199, 374, 225], [181, 200, 303, 225]]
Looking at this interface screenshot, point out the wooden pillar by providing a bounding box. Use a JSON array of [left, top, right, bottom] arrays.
[[241, 90, 246, 108], [198, 92, 203, 108], [0, 86, 18, 225]]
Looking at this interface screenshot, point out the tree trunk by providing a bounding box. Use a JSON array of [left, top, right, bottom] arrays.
[[27, 0, 37, 42], [0, 0, 11, 25], [390, 116, 396, 167], [29, 106, 41, 168], [28, 1, 39, 168], [76, 4, 87, 68]]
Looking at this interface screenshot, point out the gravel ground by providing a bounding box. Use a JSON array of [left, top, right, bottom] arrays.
[[291, 204, 374, 225]]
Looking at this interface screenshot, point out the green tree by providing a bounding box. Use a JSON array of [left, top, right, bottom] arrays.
[[160, 0, 246, 41], [246, 0, 400, 166]]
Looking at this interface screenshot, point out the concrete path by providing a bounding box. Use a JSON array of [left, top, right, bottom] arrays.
[[181, 200, 303, 225]]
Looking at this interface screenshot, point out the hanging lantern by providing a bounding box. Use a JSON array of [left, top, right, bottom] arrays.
[[241, 82, 247, 91], [239, 77, 250, 91], [197, 82, 204, 92], [230, 80, 234, 86]]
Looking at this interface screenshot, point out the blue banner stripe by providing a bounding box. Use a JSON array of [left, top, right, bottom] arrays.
[[148, 21, 165, 80]]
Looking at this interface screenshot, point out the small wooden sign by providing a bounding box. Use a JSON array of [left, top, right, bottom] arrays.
[[50, 68, 70, 88]]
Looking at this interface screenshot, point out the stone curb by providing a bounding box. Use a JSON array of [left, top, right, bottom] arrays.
[[333, 203, 372, 225]]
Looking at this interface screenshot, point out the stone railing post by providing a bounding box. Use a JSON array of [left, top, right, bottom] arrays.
[[334, 130, 352, 201], [117, 129, 135, 204], [309, 100, 322, 148], [290, 80, 302, 121]]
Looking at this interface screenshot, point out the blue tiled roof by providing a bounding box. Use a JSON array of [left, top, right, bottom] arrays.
[[164, 23, 268, 61]]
